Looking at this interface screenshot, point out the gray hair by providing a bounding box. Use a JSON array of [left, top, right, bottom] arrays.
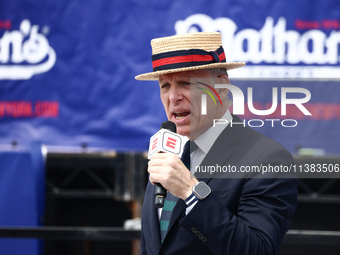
[[206, 68, 228, 78]]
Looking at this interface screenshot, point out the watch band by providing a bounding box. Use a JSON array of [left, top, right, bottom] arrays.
[[185, 192, 198, 207]]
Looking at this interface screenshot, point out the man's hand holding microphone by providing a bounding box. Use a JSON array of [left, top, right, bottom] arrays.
[[147, 121, 198, 207]]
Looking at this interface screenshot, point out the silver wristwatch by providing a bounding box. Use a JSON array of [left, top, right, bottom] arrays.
[[192, 181, 211, 200]]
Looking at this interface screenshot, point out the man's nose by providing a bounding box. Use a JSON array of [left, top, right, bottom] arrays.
[[169, 86, 184, 102]]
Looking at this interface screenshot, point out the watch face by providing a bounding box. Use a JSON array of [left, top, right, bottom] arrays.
[[194, 182, 211, 199]]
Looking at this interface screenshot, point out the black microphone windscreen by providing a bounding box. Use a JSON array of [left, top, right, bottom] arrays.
[[160, 121, 177, 133]]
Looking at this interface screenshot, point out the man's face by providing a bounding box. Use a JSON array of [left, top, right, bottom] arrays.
[[158, 70, 228, 140]]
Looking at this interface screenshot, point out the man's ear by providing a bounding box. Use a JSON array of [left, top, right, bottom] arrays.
[[217, 74, 229, 83], [216, 74, 230, 100]]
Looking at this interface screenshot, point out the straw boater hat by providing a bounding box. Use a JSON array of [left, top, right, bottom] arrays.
[[135, 32, 245, 81]]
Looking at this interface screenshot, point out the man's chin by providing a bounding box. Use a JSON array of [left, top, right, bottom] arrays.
[[176, 126, 190, 138]]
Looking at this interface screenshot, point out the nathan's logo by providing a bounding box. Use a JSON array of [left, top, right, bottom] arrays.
[[197, 82, 223, 115], [175, 15, 340, 78], [0, 19, 56, 80]]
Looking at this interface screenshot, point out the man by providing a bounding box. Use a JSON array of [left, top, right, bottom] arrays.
[[135, 32, 298, 255]]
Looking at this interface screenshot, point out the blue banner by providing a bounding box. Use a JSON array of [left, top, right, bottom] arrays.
[[0, 0, 339, 154]]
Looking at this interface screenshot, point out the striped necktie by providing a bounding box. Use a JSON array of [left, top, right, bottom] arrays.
[[159, 141, 197, 242]]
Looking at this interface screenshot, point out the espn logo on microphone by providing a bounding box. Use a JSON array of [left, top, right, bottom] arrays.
[[148, 129, 185, 159]]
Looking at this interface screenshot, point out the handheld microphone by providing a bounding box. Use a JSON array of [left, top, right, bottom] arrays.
[[148, 121, 185, 208]]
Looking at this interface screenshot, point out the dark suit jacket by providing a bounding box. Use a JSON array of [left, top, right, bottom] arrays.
[[141, 117, 298, 255]]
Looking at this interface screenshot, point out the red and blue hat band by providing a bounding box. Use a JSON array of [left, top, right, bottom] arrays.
[[152, 46, 226, 72]]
